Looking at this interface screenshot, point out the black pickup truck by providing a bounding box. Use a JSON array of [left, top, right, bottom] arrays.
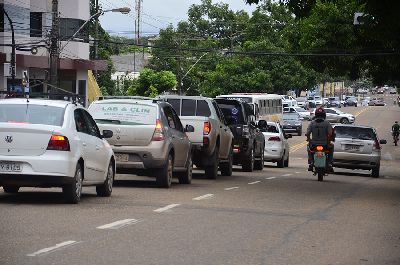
[[215, 98, 265, 171]]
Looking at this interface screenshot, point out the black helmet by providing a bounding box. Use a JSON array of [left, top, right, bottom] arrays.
[[315, 107, 326, 119]]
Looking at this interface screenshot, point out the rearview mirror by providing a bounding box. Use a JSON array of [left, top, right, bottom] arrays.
[[102, 130, 113, 139]]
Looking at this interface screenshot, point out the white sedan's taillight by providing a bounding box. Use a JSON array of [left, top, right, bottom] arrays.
[[47, 135, 70, 151]]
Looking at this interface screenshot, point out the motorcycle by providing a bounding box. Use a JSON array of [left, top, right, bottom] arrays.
[[310, 145, 329, 181]]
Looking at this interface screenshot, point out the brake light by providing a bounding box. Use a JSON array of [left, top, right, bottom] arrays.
[[316, 145, 324, 151], [47, 135, 70, 151], [203, 136, 209, 146], [152, 119, 164, 141], [203, 121, 211, 135], [268, 136, 281, 142], [373, 139, 381, 150]]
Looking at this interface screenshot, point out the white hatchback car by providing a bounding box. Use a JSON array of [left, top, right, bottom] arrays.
[[0, 98, 115, 203], [258, 120, 291, 167]]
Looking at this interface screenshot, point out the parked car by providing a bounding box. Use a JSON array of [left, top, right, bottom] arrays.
[[281, 112, 302, 136], [326, 97, 342, 108], [258, 120, 291, 168], [0, 98, 115, 203], [88, 97, 194, 188], [157, 95, 234, 179], [344, 96, 358, 107], [310, 108, 355, 124], [376, 87, 385, 94], [361, 96, 371, 106], [295, 97, 308, 109], [307, 95, 323, 108], [389, 88, 397, 94], [332, 125, 387, 177], [283, 106, 311, 121], [215, 99, 265, 171], [281, 95, 298, 107], [368, 97, 386, 106]]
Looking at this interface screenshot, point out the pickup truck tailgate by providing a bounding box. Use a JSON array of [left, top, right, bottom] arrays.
[[179, 116, 208, 145]]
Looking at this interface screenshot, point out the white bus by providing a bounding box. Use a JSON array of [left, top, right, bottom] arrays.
[[216, 93, 283, 122]]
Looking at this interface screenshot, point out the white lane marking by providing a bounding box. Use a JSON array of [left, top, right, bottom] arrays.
[[282, 174, 293, 177], [96, 219, 140, 230], [154, 204, 181, 213], [224, 187, 239, 191], [248, 181, 261, 185], [27, 241, 79, 257], [193, 194, 214, 201], [265, 177, 276, 180], [295, 172, 301, 174]]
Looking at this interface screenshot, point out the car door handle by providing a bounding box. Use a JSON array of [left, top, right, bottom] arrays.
[[96, 145, 101, 150], [82, 142, 87, 147]]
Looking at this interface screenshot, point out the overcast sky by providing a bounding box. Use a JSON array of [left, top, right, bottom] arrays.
[[99, 0, 257, 37]]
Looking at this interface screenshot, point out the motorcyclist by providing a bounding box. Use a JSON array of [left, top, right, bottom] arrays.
[[392, 121, 400, 145], [305, 107, 334, 171]]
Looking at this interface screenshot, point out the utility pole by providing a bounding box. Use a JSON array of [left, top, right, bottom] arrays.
[[93, 0, 99, 77], [176, 39, 182, 95], [49, 0, 60, 92], [3, 10, 16, 92], [136, 0, 142, 44]]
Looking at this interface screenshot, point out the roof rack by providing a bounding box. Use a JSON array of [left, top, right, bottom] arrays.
[[96, 96, 154, 101], [0, 91, 85, 106]]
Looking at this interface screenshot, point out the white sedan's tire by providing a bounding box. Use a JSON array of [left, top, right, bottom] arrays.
[[96, 161, 114, 197], [63, 164, 83, 204]]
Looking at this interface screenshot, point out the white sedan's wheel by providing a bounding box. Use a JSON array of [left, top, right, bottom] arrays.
[[96, 161, 114, 197], [63, 164, 83, 204]]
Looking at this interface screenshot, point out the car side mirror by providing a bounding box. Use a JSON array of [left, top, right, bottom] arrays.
[[102, 130, 113, 139], [379, 139, 387, 144], [184, 124, 195, 133]]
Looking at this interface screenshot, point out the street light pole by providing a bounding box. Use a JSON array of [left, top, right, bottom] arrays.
[[3, 9, 15, 92]]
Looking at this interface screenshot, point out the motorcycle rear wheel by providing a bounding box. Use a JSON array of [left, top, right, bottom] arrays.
[[317, 171, 324, 181]]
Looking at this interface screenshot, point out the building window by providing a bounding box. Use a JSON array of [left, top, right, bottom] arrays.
[[30, 12, 42, 37], [1, 4, 30, 35], [60, 18, 89, 42]]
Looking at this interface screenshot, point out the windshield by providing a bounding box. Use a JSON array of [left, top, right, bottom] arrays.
[[283, 113, 300, 121], [89, 102, 157, 125], [0, 104, 65, 126], [218, 103, 245, 125], [295, 108, 306, 112], [335, 126, 376, 140]]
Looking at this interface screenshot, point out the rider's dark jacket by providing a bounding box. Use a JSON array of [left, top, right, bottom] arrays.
[[306, 118, 333, 145]]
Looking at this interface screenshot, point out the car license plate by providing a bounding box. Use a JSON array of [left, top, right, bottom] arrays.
[[115, 153, 129, 162], [345, 145, 360, 151], [0, 162, 22, 172]]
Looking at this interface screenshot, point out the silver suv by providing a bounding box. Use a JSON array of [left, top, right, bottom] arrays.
[[88, 97, 194, 188], [333, 125, 387, 177]]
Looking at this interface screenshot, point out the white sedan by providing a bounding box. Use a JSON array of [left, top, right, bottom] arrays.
[[258, 121, 290, 167], [0, 98, 115, 203]]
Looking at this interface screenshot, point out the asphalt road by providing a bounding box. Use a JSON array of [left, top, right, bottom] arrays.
[[1, 94, 399, 265]]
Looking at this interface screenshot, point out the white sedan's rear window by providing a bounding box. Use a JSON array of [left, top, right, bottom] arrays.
[[0, 104, 64, 126], [89, 103, 157, 125]]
